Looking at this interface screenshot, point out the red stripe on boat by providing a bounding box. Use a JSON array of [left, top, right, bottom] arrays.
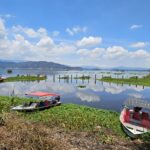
[[26, 92, 60, 97]]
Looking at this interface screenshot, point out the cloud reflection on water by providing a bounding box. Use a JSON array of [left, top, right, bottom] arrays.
[[76, 91, 100, 102]]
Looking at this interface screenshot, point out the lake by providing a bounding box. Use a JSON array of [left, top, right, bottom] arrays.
[[0, 69, 150, 112]]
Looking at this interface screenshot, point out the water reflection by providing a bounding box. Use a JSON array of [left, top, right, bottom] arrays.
[[0, 71, 150, 112], [76, 91, 100, 102], [128, 93, 143, 99]]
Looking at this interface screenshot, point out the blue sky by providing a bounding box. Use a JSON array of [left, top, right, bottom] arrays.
[[0, 0, 150, 67]]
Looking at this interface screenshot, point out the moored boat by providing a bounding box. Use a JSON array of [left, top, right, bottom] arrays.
[[120, 98, 150, 138], [0, 75, 6, 82], [11, 91, 61, 112]]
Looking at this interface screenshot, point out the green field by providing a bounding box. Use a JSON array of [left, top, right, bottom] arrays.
[[3, 75, 46, 82], [99, 74, 150, 87]]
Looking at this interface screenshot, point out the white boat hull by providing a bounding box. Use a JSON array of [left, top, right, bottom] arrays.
[[12, 102, 61, 112], [120, 108, 150, 137]]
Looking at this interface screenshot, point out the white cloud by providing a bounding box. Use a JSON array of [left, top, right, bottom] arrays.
[[0, 18, 7, 39], [76, 45, 150, 67], [66, 26, 87, 36], [130, 42, 148, 48], [105, 46, 128, 59], [0, 17, 150, 67], [37, 28, 47, 36], [24, 28, 38, 38], [130, 49, 150, 59], [130, 24, 143, 30], [76, 36, 102, 47], [37, 36, 54, 47], [0, 14, 15, 19], [77, 47, 104, 58], [52, 31, 60, 37], [12, 25, 48, 38]]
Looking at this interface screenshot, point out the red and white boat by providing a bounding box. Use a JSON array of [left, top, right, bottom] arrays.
[[12, 91, 61, 112], [120, 98, 150, 138]]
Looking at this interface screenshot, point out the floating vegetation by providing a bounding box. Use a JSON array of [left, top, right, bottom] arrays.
[[59, 76, 69, 79], [99, 74, 150, 87], [74, 75, 91, 80], [7, 69, 12, 74], [77, 85, 86, 88], [3, 75, 47, 82]]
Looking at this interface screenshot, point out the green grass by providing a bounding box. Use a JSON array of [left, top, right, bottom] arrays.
[[0, 96, 124, 138], [4, 75, 46, 82], [1, 96, 150, 142], [99, 74, 150, 87]]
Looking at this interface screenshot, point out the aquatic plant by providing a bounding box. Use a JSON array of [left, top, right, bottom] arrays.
[[99, 74, 150, 87]]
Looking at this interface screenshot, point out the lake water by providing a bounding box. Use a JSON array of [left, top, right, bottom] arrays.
[[0, 69, 150, 112]]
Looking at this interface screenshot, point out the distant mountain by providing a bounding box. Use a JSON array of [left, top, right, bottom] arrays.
[[82, 66, 101, 70], [0, 60, 82, 71], [82, 65, 150, 71], [111, 66, 150, 71], [0, 60, 149, 71]]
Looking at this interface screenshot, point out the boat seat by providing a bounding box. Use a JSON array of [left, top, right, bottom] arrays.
[[123, 109, 130, 123], [44, 100, 50, 106], [142, 119, 150, 129], [132, 112, 141, 121], [142, 112, 149, 120]]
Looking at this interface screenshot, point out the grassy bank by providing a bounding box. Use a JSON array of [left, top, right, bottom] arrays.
[[1, 96, 150, 149], [99, 74, 150, 87], [0, 96, 123, 137], [3, 75, 46, 82]]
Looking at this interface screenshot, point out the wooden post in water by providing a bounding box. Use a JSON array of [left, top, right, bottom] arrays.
[[76, 74, 78, 83], [64, 75, 66, 83], [82, 74, 84, 84], [53, 74, 55, 82], [67, 75, 69, 83], [94, 74, 96, 84], [71, 75, 72, 83], [59, 75, 60, 82]]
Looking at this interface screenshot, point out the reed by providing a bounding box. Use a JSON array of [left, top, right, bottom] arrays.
[[99, 74, 150, 87]]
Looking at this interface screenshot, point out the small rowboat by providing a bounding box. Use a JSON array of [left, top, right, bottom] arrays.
[[12, 91, 61, 112], [120, 98, 150, 138]]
